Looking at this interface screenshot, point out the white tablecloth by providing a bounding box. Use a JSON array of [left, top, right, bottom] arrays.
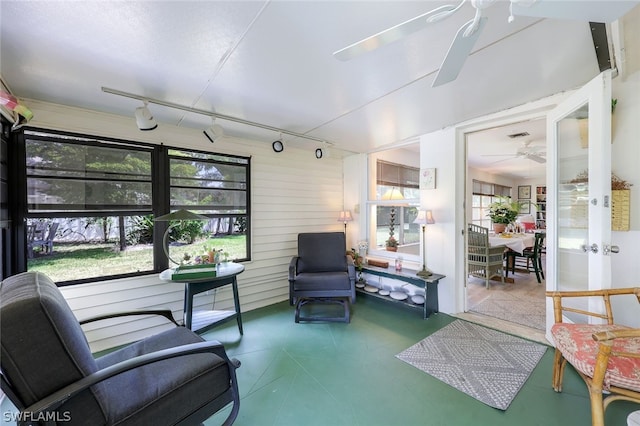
[[488, 233, 535, 254]]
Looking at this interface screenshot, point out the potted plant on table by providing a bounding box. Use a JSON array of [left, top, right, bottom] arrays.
[[487, 196, 520, 234]]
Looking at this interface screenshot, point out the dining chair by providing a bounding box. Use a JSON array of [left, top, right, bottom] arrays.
[[505, 232, 545, 283], [467, 224, 505, 288]]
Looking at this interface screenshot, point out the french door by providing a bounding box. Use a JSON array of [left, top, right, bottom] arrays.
[[545, 70, 614, 335]]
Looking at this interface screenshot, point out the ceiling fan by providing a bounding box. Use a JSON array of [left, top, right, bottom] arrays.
[[483, 140, 546, 163], [333, 0, 639, 87]]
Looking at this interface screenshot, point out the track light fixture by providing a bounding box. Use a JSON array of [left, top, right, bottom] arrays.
[[134, 101, 157, 131], [315, 148, 323, 159], [203, 119, 224, 143], [272, 139, 284, 153], [102, 87, 336, 147]]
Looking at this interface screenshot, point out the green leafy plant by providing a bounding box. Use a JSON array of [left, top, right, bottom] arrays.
[[487, 196, 520, 224], [385, 236, 398, 247]]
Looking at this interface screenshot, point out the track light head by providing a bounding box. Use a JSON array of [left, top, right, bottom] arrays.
[[134, 102, 157, 131], [315, 148, 323, 159], [203, 123, 224, 143], [272, 140, 284, 153]]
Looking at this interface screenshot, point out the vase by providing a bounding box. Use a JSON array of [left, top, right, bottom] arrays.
[[493, 223, 506, 234]]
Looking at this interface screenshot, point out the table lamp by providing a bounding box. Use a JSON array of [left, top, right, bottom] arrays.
[[413, 210, 435, 277], [155, 209, 209, 265]]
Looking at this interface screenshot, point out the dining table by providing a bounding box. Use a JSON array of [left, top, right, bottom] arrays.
[[488, 232, 536, 283], [488, 233, 535, 254]]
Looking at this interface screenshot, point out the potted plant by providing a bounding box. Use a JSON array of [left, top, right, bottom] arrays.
[[385, 236, 399, 252], [487, 196, 520, 234]]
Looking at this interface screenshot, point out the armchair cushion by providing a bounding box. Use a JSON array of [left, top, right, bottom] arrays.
[[296, 232, 348, 273], [96, 326, 231, 424], [551, 323, 640, 392]]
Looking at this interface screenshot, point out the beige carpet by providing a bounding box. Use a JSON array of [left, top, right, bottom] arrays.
[[467, 269, 546, 331]]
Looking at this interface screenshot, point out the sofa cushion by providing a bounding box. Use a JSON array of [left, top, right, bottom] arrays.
[[551, 323, 640, 392]]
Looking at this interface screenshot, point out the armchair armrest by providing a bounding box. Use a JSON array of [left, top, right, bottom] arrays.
[[288, 256, 299, 281], [346, 255, 356, 280], [24, 340, 240, 417], [79, 309, 179, 326], [546, 287, 640, 324]]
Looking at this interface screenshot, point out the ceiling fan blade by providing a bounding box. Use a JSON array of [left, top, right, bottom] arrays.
[[510, 0, 639, 23], [526, 154, 546, 163], [432, 17, 487, 87], [333, 5, 457, 61]]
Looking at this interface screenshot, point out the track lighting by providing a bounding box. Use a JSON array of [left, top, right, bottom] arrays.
[[103, 87, 336, 147], [134, 101, 157, 131], [203, 119, 224, 143], [272, 140, 284, 153], [315, 148, 323, 159]]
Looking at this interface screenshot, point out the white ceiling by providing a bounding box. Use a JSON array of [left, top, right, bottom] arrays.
[[1, 1, 638, 159]]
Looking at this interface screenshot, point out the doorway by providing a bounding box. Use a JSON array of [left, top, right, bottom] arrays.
[[464, 118, 547, 334]]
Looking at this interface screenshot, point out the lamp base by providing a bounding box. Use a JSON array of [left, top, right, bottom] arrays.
[[416, 266, 433, 278]]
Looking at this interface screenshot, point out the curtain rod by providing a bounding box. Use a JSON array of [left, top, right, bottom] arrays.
[[101, 86, 332, 145]]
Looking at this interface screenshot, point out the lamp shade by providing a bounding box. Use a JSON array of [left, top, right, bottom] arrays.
[[413, 210, 435, 225], [155, 209, 210, 222], [381, 187, 404, 201], [337, 210, 353, 222]]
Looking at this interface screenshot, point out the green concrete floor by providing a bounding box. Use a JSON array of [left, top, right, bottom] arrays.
[[205, 296, 637, 426], [1, 296, 636, 425]]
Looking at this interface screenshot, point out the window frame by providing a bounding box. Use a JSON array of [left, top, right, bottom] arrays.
[[11, 127, 251, 286]]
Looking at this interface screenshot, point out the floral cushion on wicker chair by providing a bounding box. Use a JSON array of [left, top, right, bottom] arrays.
[[551, 323, 640, 392]]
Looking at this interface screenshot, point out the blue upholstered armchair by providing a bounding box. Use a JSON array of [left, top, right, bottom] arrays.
[[0, 271, 241, 426], [288, 232, 356, 307]]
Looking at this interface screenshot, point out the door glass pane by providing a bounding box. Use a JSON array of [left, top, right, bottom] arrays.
[[556, 102, 589, 312]]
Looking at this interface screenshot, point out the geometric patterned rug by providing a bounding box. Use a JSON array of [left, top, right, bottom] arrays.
[[469, 290, 546, 331], [396, 320, 547, 410]]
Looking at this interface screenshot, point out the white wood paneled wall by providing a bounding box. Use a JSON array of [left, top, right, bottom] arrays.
[[24, 100, 349, 352]]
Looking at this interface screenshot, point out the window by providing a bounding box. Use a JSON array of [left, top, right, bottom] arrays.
[[17, 129, 250, 285], [371, 160, 420, 256], [470, 179, 511, 229]]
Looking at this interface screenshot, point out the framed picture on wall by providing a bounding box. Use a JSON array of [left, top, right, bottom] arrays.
[[518, 185, 531, 199], [518, 200, 531, 214], [421, 168, 436, 190]]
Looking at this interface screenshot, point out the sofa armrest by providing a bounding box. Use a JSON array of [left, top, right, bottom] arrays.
[[24, 340, 240, 417], [79, 309, 179, 326]]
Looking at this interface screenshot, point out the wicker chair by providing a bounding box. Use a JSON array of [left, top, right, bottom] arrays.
[[467, 224, 505, 288], [547, 288, 640, 426]]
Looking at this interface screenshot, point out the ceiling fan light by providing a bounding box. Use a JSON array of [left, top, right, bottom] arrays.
[[134, 102, 157, 131]]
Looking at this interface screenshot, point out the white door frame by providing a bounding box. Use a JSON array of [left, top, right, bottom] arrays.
[[454, 93, 571, 314]]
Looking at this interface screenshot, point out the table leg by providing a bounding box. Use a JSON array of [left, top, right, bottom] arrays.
[[424, 281, 439, 319], [231, 279, 243, 335], [184, 284, 193, 329]]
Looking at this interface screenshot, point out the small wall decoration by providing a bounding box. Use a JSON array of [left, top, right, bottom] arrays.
[[518, 185, 531, 199], [518, 200, 531, 214], [421, 168, 436, 190]]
